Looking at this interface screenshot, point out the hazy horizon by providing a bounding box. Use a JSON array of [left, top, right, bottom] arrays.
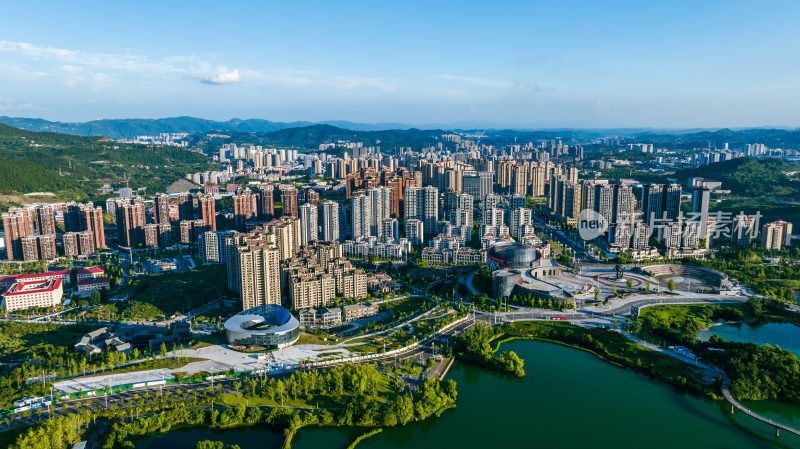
[[3, 115, 799, 133]]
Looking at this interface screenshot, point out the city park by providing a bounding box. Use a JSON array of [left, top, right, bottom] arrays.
[[3, 240, 800, 448]]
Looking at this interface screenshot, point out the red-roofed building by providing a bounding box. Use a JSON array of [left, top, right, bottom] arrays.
[[2, 279, 63, 312], [0, 275, 21, 292], [77, 267, 105, 282], [77, 277, 110, 294], [13, 270, 70, 285]]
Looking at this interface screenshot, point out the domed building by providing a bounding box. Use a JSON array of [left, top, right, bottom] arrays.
[[488, 242, 540, 269], [224, 304, 300, 349]]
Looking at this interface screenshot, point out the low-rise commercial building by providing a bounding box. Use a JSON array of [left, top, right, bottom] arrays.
[[421, 247, 487, 265], [77, 277, 110, 294], [342, 236, 410, 261], [77, 267, 105, 281], [343, 303, 379, 321], [299, 307, 342, 327]]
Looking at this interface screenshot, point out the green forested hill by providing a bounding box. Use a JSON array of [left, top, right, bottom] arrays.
[[0, 116, 415, 140], [632, 128, 800, 149], [0, 160, 83, 195], [676, 157, 800, 198], [0, 116, 309, 140], [0, 124, 216, 200]]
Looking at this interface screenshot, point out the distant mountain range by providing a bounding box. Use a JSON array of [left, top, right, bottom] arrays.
[[0, 115, 633, 141], [0, 116, 422, 140], [1, 116, 799, 146]]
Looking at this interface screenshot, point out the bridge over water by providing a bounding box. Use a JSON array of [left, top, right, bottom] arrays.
[[722, 384, 800, 438]]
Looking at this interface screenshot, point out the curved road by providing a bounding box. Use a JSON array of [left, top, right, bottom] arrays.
[[8, 293, 772, 437], [487, 295, 749, 323]]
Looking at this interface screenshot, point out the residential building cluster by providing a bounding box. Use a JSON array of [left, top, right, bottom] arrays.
[[224, 219, 367, 312]]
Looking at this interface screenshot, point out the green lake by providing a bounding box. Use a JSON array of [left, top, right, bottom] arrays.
[[698, 322, 800, 358], [138, 340, 800, 449]]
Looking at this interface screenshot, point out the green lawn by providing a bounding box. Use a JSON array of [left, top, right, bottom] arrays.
[[315, 350, 345, 359], [296, 332, 338, 346], [189, 333, 227, 349], [344, 341, 384, 354], [639, 303, 746, 328], [0, 322, 93, 358], [112, 264, 231, 320]]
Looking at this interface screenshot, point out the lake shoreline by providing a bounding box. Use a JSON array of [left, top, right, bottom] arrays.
[[136, 339, 799, 449]]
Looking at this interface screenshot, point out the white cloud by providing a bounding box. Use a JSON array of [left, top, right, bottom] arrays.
[[202, 68, 242, 85], [0, 63, 47, 79], [0, 40, 403, 94], [437, 74, 515, 88], [0, 40, 252, 90], [436, 74, 549, 93], [0, 41, 78, 60], [329, 76, 395, 92], [0, 96, 39, 112], [0, 40, 184, 77], [242, 69, 394, 92]]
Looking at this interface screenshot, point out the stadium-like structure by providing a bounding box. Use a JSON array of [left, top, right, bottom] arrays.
[[640, 264, 731, 289], [487, 241, 540, 270], [224, 304, 300, 349]]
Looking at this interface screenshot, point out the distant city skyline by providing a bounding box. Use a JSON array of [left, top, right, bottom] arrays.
[[2, 0, 799, 128]]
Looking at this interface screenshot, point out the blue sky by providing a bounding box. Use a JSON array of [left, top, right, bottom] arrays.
[[1, 0, 798, 128]]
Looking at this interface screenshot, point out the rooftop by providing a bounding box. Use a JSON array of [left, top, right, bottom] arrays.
[[5, 270, 70, 283], [2, 279, 62, 296], [78, 277, 110, 286]]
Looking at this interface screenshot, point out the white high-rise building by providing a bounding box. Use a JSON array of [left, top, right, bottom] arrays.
[[663, 222, 682, 249], [631, 222, 651, 250], [381, 217, 399, 242], [320, 201, 340, 242], [200, 230, 237, 264], [509, 194, 526, 210], [351, 194, 371, 239], [299, 203, 318, 246], [405, 219, 424, 246], [455, 193, 473, 211], [691, 187, 711, 239], [484, 208, 505, 227], [449, 209, 472, 228], [405, 186, 438, 237], [484, 193, 501, 210], [510, 208, 532, 238], [368, 187, 392, 239], [450, 193, 473, 228]]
